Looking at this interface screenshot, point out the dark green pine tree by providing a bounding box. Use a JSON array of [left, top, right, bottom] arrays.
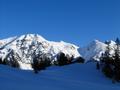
[[57, 52, 67, 66], [32, 57, 39, 74], [100, 43, 114, 78], [115, 37, 120, 45], [112, 38, 120, 82]]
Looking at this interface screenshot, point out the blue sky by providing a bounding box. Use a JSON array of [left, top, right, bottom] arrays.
[[0, 0, 120, 46]]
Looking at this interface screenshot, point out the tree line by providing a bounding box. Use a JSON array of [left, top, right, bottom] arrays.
[[0, 50, 85, 74], [31, 52, 84, 74]]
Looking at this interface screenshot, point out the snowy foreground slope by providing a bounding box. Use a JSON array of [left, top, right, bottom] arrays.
[[0, 62, 120, 90]]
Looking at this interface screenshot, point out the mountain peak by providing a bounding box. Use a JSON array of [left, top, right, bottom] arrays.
[[90, 40, 104, 46], [18, 34, 46, 42], [79, 39, 107, 61]]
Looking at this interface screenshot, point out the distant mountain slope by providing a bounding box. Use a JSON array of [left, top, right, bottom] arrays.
[[79, 40, 107, 61], [79, 40, 117, 61]]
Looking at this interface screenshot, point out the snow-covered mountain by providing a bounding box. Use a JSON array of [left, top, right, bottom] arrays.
[[79, 40, 117, 61], [0, 34, 81, 70], [0, 34, 118, 70], [79, 40, 107, 61]]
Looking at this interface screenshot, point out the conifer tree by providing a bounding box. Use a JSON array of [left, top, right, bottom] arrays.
[[112, 38, 120, 82], [57, 52, 68, 66], [100, 43, 114, 78]]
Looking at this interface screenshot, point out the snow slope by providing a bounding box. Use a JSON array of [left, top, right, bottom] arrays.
[[0, 62, 120, 90]]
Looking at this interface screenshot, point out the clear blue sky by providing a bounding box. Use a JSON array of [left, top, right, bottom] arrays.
[[0, 0, 120, 46]]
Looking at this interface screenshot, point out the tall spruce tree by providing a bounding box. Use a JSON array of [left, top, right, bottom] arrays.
[[112, 38, 120, 82], [100, 43, 114, 78], [116, 38, 120, 45]]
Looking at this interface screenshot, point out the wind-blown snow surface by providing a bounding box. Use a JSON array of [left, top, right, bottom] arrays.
[[0, 62, 120, 90]]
